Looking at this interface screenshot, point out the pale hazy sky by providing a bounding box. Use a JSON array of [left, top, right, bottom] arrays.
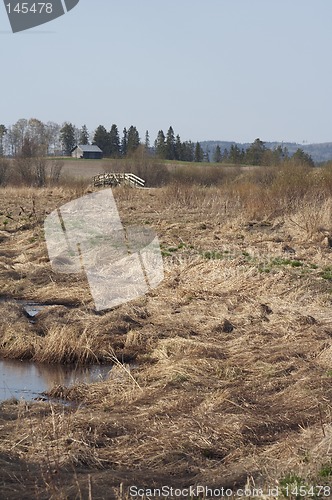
[[1, 0, 332, 144]]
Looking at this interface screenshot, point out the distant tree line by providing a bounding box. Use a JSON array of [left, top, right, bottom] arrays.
[[0, 119, 208, 163], [0, 118, 315, 167], [153, 126, 208, 162], [212, 138, 315, 167]]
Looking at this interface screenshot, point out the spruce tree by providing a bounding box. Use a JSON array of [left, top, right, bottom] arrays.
[[175, 134, 182, 160], [145, 130, 150, 152], [79, 125, 89, 145], [109, 124, 120, 157], [213, 145, 222, 163], [228, 144, 243, 164], [60, 122, 76, 155], [292, 148, 314, 167], [93, 125, 111, 156], [194, 142, 204, 162], [181, 141, 194, 162], [166, 126, 176, 160], [155, 130, 167, 159], [127, 126, 140, 154], [245, 138, 266, 165]]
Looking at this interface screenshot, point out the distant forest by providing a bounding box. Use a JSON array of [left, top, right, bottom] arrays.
[[1, 118, 331, 165]]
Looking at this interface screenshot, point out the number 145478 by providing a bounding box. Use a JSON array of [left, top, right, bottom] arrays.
[[283, 485, 331, 497], [6, 3, 53, 14]]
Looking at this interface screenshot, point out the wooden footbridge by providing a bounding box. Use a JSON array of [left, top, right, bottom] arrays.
[[93, 172, 145, 188]]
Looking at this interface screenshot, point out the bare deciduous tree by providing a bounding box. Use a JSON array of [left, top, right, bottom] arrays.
[[49, 160, 63, 185], [0, 158, 10, 185], [34, 157, 47, 187]]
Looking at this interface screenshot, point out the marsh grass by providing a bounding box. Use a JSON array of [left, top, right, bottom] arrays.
[[1, 177, 332, 497]]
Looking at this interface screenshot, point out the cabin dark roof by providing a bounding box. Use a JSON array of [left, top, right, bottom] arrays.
[[72, 144, 103, 153]]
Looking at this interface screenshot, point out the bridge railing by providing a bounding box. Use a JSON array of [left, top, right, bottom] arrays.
[[93, 172, 146, 188]]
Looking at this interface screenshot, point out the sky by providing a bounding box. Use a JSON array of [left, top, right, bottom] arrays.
[[1, 0, 332, 144]]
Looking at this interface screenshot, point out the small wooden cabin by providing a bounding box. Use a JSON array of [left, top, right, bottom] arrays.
[[71, 145, 103, 159]]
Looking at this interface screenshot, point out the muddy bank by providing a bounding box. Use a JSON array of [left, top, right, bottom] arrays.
[[0, 296, 148, 365]]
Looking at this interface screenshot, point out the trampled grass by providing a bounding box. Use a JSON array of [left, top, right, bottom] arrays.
[[0, 178, 332, 498]]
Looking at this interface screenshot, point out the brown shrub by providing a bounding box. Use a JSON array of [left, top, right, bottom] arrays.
[[171, 164, 241, 186], [108, 147, 170, 187]]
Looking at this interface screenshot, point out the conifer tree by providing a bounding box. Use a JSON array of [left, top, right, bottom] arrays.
[[145, 130, 150, 152], [228, 144, 243, 164], [181, 141, 194, 162], [174, 134, 182, 160], [245, 138, 266, 165], [155, 130, 167, 159], [60, 122, 76, 155], [109, 124, 120, 157], [292, 148, 314, 167], [79, 125, 89, 145], [93, 125, 111, 156], [213, 145, 222, 163], [127, 126, 140, 154], [194, 142, 204, 162], [166, 126, 176, 160]]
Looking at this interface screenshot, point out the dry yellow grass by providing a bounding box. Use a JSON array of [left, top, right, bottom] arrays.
[[0, 181, 332, 498]]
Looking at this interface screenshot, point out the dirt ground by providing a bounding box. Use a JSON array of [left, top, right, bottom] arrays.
[[56, 159, 115, 180], [1, 183, 332, 499]]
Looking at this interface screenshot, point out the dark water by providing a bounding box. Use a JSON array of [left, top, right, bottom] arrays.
[[0, 299, 112, 401], [0, 358, 111, 402]]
